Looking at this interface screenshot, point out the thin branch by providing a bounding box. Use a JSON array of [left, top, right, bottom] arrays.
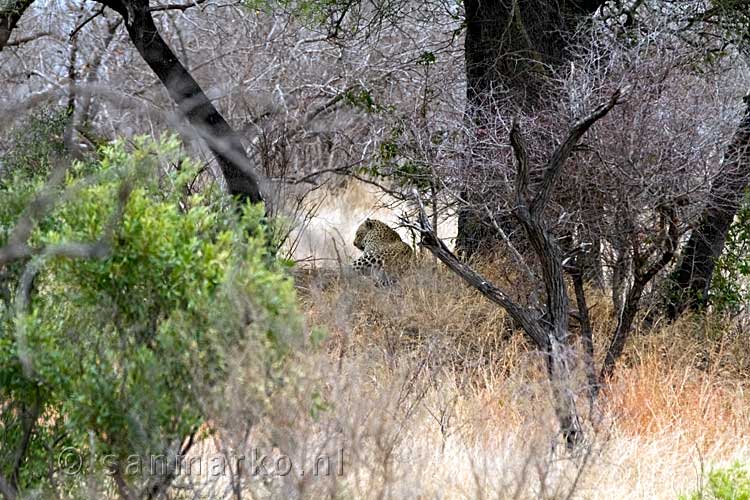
[[637, 207, 678, 285], [10, 394, 40, 491], [149, 0, 208, 12], [0, 164, 69, 267], [529, 89, 624, 216], [273, 161, 364, 185], [70, 5, 104, 39], [78, 16, 123, 125], [4, 31, 50, 47], [570, 262, 598, 403]]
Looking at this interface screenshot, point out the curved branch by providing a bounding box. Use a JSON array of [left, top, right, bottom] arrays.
[[70, 6, 105, 39]]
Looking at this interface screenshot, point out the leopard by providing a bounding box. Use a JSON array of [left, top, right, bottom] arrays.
[[351, 218, 413, 283]]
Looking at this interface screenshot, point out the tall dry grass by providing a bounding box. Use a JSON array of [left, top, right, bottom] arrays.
[[185, 258, 750, 499], [292, 259, 750, 498]]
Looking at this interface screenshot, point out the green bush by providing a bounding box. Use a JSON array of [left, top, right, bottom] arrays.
[[0, 136, 301, 496], [681, 462, 750, 500], [0, 106, 70, 178], [710, 196, 750, 314]]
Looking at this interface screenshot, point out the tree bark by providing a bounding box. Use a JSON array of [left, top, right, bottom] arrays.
[[571, 261, 597, 404], [95, 0, 264, 206], [667, 93, 750, 319], [0, 476, 17, 500], [457, 0, 606, 259], [464, 0, 602, 113], [0, 0, 34, 51]]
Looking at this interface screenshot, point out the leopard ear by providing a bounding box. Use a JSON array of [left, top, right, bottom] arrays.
[[365, 218, 374, 227]]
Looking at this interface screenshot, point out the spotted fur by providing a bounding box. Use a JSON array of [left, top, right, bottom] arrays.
[[352, 219, 413, 283]]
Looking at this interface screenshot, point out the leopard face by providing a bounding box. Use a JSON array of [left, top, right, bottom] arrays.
[[351, 219, 413, 281]]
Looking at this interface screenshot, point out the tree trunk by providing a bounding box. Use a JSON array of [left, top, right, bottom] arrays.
[[96, 0, 264, 206], [667, 93, 750, 319], [601, 207, 678, 385], [457, 0, 605, 259], [464, 0, 601, 113], [0, 0, 34, 51]]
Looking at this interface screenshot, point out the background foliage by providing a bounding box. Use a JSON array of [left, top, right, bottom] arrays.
[[711, 195, 750, 314]]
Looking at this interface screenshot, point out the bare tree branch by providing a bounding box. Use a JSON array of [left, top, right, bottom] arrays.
[[409, 189, 547, 350], [10, 394, 40, 492], [4, 31, 50, 47], [599, 206, 679, 384], [529, 89, 623, 216], [149, 0, 208, 12], [69, 5, 105, 39], [570, 259, 597, 404]]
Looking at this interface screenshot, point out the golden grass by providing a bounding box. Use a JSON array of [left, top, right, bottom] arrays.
[[180, 260, 750, 499], [281, 262, 750, 499]]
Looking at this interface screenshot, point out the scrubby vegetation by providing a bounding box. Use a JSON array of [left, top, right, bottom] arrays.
[[1, 129, 303, 497], [2, 1, 750, 499], [2, 111, 750, 499], [283, 263, 750, 498]]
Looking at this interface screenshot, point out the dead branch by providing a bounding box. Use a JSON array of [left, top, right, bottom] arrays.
[[70, 5, 105, 39], [149, 0, 208, 13], [409, 90, 623, 447], [409, 188, 548, 350], [4, 31, 51, 47], [530, 88, 624, 217], [599, 205, 679, 384]]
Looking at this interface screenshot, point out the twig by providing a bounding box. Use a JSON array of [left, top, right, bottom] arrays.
[[70, 6, 105, 39], [5, 32, 51, 47], [149, 0, 208, 13], [273, 161, 364, 185]]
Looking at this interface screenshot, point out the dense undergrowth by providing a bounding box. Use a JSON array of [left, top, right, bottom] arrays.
[[2, 110, 750, 499], [291, 263, 750, 499]]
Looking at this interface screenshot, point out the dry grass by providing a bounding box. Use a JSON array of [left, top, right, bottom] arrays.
[[294, 261, 750, 498], [187, 259, 750, 499]]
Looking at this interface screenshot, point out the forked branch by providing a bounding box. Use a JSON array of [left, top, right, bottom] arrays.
[[510, 122, 530, 206]]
